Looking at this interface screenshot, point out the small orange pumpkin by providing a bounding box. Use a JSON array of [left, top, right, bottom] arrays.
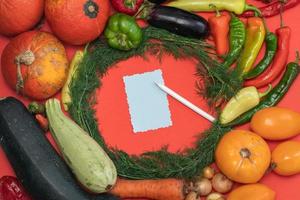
[[227, 184, 276, 200], [215, 130, 271, 183], [0, 0, 44, 36], [45, 0, 110, 45], [1, 31, 69, 100]]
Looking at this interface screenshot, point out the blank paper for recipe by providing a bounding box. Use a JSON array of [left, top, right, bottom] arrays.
[[123, 69, 172, 133]]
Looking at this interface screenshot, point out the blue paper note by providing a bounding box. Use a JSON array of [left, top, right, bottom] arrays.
[[123, 69, 172, 133]]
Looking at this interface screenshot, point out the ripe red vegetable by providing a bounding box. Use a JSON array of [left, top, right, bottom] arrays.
[[0, 0, 44, 36], [0, 176, 32, 200], [208, 11, 230, 56], [45, 0, 110, 45], [244, 26, 291, 88], [35, 114, 49, 132], [111, 0, 144, 16], [241, 0, 300, 18]]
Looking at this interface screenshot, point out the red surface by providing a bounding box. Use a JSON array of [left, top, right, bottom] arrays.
[[0, 1, 300, 199]]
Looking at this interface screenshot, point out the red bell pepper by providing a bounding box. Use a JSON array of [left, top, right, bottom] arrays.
[[0, 176, 32, 200]]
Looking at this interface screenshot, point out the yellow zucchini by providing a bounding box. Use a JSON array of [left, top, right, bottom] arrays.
[[45, 98, 117, 193]]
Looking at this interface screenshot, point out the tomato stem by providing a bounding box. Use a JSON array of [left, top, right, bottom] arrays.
[[240, 148, 251, 158]]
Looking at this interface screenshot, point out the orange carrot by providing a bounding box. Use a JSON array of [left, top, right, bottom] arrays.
[[208, 7, 231, 56], [110, 178, 187, 200], [35, 114, 49, 132]]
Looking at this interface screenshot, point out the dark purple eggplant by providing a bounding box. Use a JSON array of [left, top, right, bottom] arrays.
[[147, 6, 210, 39]]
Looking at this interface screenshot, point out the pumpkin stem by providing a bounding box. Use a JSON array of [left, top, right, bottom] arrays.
[[240, 148, 251, 159], [84, 0, 99, 19], [15, 50, 35, 94]]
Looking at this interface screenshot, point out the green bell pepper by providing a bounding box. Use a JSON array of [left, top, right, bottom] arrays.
[[104, 13, 143, 51]]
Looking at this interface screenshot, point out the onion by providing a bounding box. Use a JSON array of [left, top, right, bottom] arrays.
[[206, 192, 225, 200], [185, 191, 198, 200], [212, 173, 233, 194], [194, 178, 212, 196], [203, 166, 215, 179]]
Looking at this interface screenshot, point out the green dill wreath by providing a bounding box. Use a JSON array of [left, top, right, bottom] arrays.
[[67, 26, 240, 180]]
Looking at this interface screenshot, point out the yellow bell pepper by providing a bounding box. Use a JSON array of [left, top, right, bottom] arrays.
[[220, 85, 271, 124]]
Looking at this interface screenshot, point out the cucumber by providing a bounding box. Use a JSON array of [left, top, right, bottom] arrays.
[[45, 98, 117, 193], [0, 97, 119, 200]]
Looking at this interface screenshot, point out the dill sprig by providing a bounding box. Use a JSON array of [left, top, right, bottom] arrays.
[[68, 26, 234, 179]]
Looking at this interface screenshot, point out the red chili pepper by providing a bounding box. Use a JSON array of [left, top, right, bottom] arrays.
[[111, 0, 144, 16], [208, 10, 231, 56], [0, 176, 32, 200], [244, 26, 291, 88], [241, 0, 300, 18], [35, 114, 49, 132], [255, 0, 276, 3]]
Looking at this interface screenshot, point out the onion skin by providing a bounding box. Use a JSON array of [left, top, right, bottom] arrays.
[[203, 166, 215, 179], [206, 192, 225, 200], [194, 178, 212, 196], [212, 173, 233, 194]]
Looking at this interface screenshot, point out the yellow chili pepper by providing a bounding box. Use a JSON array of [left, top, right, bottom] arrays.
[[61, 50, 84, 111], [166, 0, 261, 15], [220, 85, 272, 125], [237, 17, 266, 76]]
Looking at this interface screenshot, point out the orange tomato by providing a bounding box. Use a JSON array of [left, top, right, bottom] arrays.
[[271, 140, 300, 176], [251, 107, 300, 140], [227, 184, 276, 200], [215, 130, 271, 183]]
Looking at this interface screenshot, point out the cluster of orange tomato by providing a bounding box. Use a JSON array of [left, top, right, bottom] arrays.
[[214, 106, 300, 199]]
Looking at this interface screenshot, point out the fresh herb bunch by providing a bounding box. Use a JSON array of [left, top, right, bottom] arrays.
[[68, 26, 235, 179]]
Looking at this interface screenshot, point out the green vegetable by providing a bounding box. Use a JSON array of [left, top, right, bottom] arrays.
[[244, 31, 278, 79], [105, 13, 143, 51], [28, 101, 45, 114], [222, 14, 246, 69], [224, 61, 300, 127], [46, 98, 117, 193], [236, 17, 266, 76], [220, 85, 271, 124], [0, 97, 118, 200], [67, 26, 235, 179]]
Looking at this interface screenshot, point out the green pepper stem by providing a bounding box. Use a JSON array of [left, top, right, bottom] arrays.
[[262, 17, 270, 33], [258, 84, 272, 98], [295, 51, 300, 64], [279, 0, 285, 28], [244, 4, 262, 17], [209, 4, 221, 17]]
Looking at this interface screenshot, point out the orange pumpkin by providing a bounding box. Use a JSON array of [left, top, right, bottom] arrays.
[[251, 107, 300, 140], [227, 184, 276, 200], [45, 0, 110, 45], [0, 0, 44, 36], [1, 31, 69, 100], [215, 130, 271, 183], [272, 140, 300, 176]]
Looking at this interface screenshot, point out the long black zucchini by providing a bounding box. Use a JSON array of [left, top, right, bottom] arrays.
[[0, 97, 118, 200]]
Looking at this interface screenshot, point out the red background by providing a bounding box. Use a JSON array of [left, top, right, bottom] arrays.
[[1, 1, 300, 199]]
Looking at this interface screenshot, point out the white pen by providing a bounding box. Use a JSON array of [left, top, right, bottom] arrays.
[[155, 82, 215, 122]]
